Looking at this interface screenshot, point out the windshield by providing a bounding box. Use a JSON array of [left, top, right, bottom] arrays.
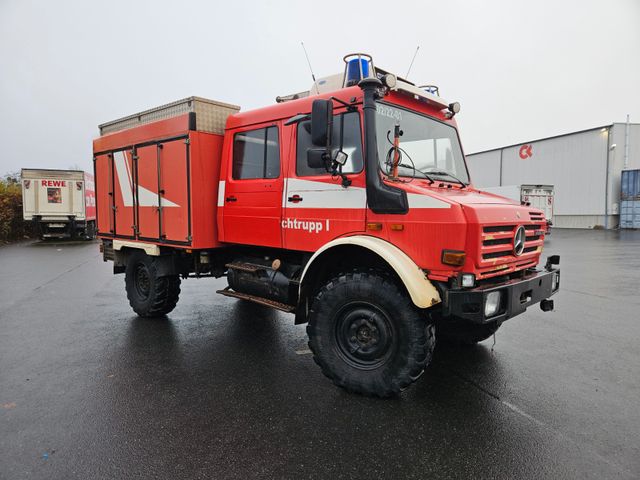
[[375, 102, 469, 183]]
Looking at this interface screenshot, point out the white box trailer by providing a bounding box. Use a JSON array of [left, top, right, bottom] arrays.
[[21, 169, 96, 239], [520, 184, 554, 224], [480, 184, 555, 226]]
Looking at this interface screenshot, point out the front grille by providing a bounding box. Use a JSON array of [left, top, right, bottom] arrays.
[[483, 225, 516, 233], [529, 211, 545, 222], [483, 237, 512, 246], [480, 223, 544, 263], [483, 250, 513, 260]]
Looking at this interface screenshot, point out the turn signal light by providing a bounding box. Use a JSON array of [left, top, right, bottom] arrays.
[[366, 222, 383, 231], [442, 250, 466, 266], [390, 224, 404, 231]]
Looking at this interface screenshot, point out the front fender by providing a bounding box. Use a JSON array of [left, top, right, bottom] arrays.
[[300, 235, 441, 309]]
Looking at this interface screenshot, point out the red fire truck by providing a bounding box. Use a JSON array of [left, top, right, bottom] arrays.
[[94, 54, 560, 397]]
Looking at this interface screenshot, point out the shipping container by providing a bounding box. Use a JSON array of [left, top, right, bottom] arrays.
[[620, 200, 640, 229], [22, 168, 96, 239], [621, 169, 640, 200]]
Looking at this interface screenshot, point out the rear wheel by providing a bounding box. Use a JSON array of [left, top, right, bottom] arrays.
[[307, 270, 435, 397], [125, 251, 181, 317]]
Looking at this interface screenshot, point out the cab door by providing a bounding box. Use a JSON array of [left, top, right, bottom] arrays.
[[222, 124, 283, 247], [283, 110, 366, 252]]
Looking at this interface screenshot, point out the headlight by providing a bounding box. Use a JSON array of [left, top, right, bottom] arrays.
[[485, 291, 502, 317], [461, 273, 475, 288], [552, 272, 560, 291]]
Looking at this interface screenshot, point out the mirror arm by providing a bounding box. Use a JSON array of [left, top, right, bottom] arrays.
[[284, 113, 310, 126], [329, 96, 357, 111], [329, 164, 352, 188]]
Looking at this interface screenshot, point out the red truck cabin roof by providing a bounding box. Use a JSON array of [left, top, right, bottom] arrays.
[[226, 86, 456, 131]]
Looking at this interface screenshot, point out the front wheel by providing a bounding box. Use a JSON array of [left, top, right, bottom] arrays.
[[307, 270, 435, 397], [125, 251, 181, 317]]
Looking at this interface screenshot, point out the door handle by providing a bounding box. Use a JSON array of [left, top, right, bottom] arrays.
[[226, 196, 237, 202], [288, 195, 303, 203]]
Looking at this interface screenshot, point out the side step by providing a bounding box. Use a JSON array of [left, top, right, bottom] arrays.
[[216, 287, 296, 313]]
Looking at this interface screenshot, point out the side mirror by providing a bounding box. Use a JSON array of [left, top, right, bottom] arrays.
[[311, 99, 333, 147], [307, 148, 328, 169]]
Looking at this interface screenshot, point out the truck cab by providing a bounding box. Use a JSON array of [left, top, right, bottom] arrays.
[[94, 53, 560, 397]]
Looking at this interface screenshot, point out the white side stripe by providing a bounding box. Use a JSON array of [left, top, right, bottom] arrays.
[[113, 151, 179, 207], [217, 180, 226, 207], [284, 178, 366, 209], [113, 151, 134, 206], [219, 177, 451, 210], [283, 178, 451, 209]]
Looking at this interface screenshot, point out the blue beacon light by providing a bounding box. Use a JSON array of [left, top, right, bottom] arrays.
[[343, 54, 374, 87]]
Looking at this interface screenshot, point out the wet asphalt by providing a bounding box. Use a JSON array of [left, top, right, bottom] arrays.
[[1, 230, 639, 480]]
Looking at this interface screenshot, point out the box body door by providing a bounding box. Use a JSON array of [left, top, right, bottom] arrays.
[[95, 153, 114, 235], [135, 144, 161, 240], [158, 139, 190, 243], [112, 149, 137, 238]]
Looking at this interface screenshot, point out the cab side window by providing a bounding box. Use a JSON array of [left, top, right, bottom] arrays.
[[296, 111, 363, 177], [232, 126, 280, 179]]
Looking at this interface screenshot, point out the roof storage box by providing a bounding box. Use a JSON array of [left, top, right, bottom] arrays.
[[98, 96, 240, 136]]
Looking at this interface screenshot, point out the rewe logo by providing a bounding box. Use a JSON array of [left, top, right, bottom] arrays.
[[42, 180, 66, 187], [113, 151, 179, 207]]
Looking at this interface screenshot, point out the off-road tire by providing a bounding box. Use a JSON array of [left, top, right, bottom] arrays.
[[125, 252, 181, 317], [436, 319, 500, 346], [307, 270, 435, 397]]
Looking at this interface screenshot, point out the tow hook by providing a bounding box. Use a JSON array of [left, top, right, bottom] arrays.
[[545, 255, 560, 271], [540, 299, 554, 312]]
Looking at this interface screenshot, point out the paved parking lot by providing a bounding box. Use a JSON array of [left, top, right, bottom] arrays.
[[1, 229, 639, 479]]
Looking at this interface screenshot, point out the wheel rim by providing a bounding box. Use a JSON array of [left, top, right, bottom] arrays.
[[334, 302, 396, 370], [134, 263, 151, 299]]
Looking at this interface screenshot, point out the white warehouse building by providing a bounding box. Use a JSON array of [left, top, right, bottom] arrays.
[[466, 122, 640, 229]]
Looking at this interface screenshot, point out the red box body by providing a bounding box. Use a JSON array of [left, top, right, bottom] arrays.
[[93, 114, 224, 249]]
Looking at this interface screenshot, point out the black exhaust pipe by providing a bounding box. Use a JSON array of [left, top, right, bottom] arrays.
[[359, 78, 408, 214]]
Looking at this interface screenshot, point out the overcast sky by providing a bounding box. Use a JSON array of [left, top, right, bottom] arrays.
[[1, 0, 638, 175]]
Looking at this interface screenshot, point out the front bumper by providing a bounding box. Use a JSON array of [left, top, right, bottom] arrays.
[[443, 265, 560, 324]]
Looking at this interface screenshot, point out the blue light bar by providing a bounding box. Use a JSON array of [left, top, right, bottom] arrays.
[[343, 53, 375, 87]]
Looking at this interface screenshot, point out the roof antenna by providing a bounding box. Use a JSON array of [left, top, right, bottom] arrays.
[[405, 45, 420, 79], [301, 42, 319, 94]]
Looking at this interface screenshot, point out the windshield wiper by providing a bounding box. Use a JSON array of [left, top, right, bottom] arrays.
[[396, 164, 435, 183], [423, 170, 467, 188]]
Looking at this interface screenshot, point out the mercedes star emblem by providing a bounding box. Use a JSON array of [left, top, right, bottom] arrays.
[[513, 226, 526, 256]]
